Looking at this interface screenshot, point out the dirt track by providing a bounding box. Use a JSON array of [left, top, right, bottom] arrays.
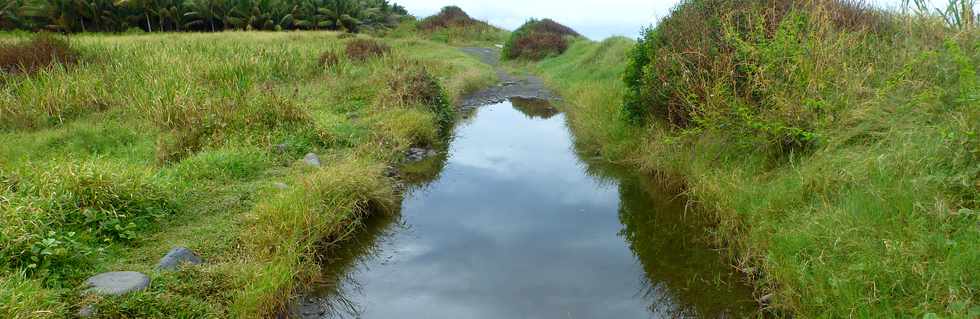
[[458, 47, 555, 107]]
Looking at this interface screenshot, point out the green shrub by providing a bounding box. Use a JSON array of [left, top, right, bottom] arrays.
[[623, 0, 896, 153], [502, 19, 580, 61]]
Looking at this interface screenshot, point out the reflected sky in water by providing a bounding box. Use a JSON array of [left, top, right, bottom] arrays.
[[315, 102, 753, 318]]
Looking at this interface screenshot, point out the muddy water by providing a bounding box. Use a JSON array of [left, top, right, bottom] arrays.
[[296, 100, 756, 318]]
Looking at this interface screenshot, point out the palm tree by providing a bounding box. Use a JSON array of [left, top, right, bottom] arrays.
[[0, 0, 26, 29], [4, 0, 406, 32], [114, 0, 154, 31], [183, 0, 225, 31], [73, 0, 123, 32], [24, 0, 79, 31]]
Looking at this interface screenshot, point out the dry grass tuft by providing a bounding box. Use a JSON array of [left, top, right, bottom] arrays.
[[318, 50, 341, 68], [0, 34, 79, 74], [344, 38, 391, 62]]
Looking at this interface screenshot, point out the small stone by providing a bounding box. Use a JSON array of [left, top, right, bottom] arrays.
[[273, 182, 289, 190], [156, 247, 203, 271], [758, 293, 774, 305], [383, 166, 399, 178], [303, 153, 321, 167], [84, 271, 150, 296], [78, 305, 96, 317], [405, 148, 437, 162]]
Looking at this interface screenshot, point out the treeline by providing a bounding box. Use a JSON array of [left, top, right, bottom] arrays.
[[0, 0, 408, 33]]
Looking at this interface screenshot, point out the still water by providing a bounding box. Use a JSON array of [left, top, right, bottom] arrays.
[[303, 99, 756, 318]]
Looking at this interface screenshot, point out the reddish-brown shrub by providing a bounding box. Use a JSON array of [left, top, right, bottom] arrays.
[[344, 39, 391, 62], [0, 34, 79, 74], [505, 33, 569, 60], [418, 6, 478, 30], [502, 19, 579, 60], [319, 50, 340, 68], [524, 19, 580, 37]]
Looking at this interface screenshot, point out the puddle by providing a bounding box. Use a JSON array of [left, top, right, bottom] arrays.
[[295, 99, 756, 318]]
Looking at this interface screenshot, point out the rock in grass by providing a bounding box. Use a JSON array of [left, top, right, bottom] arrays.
[[758, 293, 774, 306], [84, 271, 150, 296], [273, 182, 289, 190], [78, 305, 96, 317], [405, 148, 437, 162], [78, 305, 95, 318], [156, 247, 203, 271], [304, 153, 321, 167]]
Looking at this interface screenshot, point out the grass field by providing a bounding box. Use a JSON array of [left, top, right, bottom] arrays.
[[0, 31, 493, 318], [524, 5, 979, 318]]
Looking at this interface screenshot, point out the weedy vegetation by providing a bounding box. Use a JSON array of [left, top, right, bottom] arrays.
[[0, 33, 78, 74], [0, 31, 494, 318], [503, 18, 580, 61], [526, 0, 979, 317], [343, 38, 391, 61], [411, 6, 508, 46]]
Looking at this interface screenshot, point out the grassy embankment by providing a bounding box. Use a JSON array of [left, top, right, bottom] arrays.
[[522, 1, 978, 317], [0, 31, 493, 318]]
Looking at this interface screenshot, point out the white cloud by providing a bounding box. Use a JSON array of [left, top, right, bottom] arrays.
[[396, 0, 956, 40]]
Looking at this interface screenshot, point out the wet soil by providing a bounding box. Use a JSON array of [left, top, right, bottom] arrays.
[[458, 47, 555, 107]]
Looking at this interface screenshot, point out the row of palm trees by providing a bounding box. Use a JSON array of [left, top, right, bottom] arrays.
[[0, 0, 407, 32]]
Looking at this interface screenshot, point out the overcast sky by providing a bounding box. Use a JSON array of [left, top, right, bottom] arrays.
[[397, 0, 954, 39]]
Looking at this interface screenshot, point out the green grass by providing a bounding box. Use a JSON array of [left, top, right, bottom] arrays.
[[0, 31, 494, 318], [387, 19, 510, 47], [525, 12, 979, 319]]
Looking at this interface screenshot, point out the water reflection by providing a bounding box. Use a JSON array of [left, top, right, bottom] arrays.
[[510, 97, 560, 119], [301, 100, 755, 318]]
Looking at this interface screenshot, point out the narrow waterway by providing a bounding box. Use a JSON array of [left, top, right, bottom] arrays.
[[296, 99, 756, 318]]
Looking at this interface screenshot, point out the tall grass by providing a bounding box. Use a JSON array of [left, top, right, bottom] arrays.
[[0, 31, 495, 318], [0, 271, 64, 318], [527, 1, 979, 316]]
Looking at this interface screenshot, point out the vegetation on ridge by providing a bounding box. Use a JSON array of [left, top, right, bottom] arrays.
[[410, 6, 508, 45], [503, 18, 580, 61]]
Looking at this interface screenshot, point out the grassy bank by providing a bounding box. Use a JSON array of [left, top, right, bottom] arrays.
[[525, 3, 978, 318], [0, 31, 493, 318]]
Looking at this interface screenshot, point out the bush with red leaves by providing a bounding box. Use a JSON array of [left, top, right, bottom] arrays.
[[502, 19, 580, 60]]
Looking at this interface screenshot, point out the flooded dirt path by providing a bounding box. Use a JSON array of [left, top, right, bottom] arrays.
[[292, 49, 757, 318]]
